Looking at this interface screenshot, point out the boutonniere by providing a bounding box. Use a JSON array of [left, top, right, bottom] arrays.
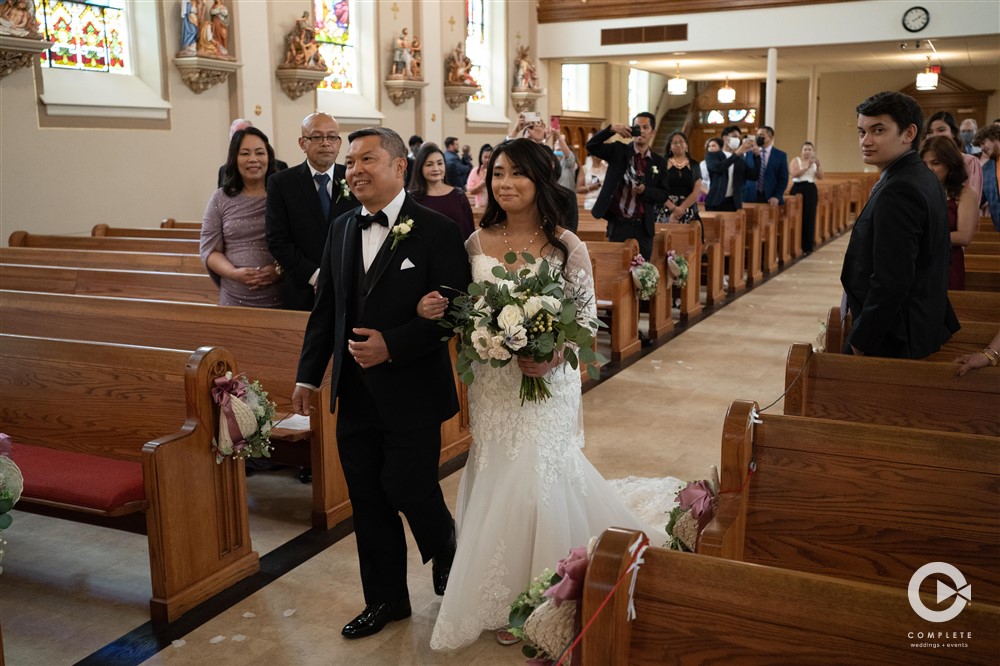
[[650, 165, 660, 176], [335, 178, 351, 203], [390, 216, 414, 250]]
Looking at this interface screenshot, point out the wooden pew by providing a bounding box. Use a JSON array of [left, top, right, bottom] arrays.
[[979, 217, 996, 232], [950, 289, 1000, 323], [965, 254, 1000, 292], [576, 218, 605, 243], [587, 239, 642, 363], [783, 342, 1000, 436], [643, 229, 675, 342], [0, 263, 218, 303], [824, 305, 999, 360], [583, 527, 1000, 665], [161, 218, 202, 229], [93, 223, 200, 239], [0, 289, 472, 530], [965, 241, 1000, 256], [9, 230, 200, 254], [655, 222, 702, 320], [743, 203, 777, 279], [0, 247, 206, 274], [1, 334, 259, 622], [972, 230, 1000, 245], [700, 210, 746, 300], [700, 400, 1000, 606], [780, 192, 803, 260]]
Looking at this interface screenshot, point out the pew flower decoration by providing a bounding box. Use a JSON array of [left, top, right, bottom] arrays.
[[390, 215, 415, 250], [510, 544, 592, 662], [442, 252, 606, 404], [0, 433, 22, 574], [665, 466, 720, 552], [666, 250, 689, 289], [211, 372, 277, 464], [335, 178, 351, 203], [630, 254, 660, 301]]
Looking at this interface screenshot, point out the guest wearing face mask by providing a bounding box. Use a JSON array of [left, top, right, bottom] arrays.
[[959, 119, 981, 157], [704, 125, 757, 211]]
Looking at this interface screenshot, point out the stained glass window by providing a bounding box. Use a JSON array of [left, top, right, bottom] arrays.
[[314, 0, 355, 92], [701, 109, 757, 125], [34, 0, 128, 73], [465, 0, 488, 104]]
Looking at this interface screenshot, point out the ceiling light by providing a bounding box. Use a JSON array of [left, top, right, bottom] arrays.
[[915, 56, 938, 90], [667, 62, 687, 95], [717, 76, 736, 103]]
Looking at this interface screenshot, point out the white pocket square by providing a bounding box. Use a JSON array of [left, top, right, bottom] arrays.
[[400, 258, 416, 270]]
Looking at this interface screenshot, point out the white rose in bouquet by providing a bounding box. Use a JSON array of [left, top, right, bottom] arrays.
[[503, 324, 528, 351], [538, 295, 561, 314], [497, 303, 525, 330], [523, 296, 544, 319], [488, 334, 512, 360], [471, 327, 492, 360]]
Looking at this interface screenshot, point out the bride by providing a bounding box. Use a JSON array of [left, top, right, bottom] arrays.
[[418, 139, 652, 651]]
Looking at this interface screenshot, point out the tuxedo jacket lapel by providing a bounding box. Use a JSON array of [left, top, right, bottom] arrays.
[[340, 212, 360, 290]]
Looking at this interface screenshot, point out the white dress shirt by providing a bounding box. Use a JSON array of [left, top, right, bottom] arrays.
[[360, 187, 406, 272]]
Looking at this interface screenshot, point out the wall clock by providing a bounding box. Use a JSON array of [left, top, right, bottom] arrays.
[[902, 6, 930, 33]]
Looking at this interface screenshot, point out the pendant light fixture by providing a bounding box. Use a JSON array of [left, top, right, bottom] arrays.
[[717, 76, 736, 103], [915, 56, 938, 90], [667, 62, 688, 95]]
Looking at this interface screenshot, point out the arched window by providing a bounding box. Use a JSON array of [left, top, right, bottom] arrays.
[[465, 0, 488, 105], [463, 0, 506, 124], [34, 0, 129, 74], [313, 0, 355, 91]]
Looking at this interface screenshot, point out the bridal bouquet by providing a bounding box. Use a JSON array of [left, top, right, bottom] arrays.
[[210, 372, 277, 464], [630, 254, 659, 301], [444, 251, 605, 404]]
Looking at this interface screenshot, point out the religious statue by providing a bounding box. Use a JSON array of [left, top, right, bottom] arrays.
[[409, 37, 422, 80], [209, 0, 229, 56], [512, 45, 539, 91], [280, 11, 326, 70], [445, 42, 477, 87], [176, 0, 234, 60], [389, 28, 411, 79], [0, 0, 40, 38]]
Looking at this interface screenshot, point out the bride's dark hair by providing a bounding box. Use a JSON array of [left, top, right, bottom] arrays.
[[479, 139, 570, 267]]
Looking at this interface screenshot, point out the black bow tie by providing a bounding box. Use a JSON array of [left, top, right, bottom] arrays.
[[357, 211, 389, 230]]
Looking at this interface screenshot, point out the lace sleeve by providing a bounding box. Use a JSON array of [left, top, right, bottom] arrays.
[[464, 230, 482, 259], [561, 232, 598, 335]]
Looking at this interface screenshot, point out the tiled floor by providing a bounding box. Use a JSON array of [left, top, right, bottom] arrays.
[[1, 235, 850, 665]]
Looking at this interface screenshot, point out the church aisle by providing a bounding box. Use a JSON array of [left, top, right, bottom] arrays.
[[3, 235, 851, 665]]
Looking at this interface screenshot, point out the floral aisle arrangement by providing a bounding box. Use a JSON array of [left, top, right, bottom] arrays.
[[509, 545, 591, 664], [629, 254, 660, 301], [0, 433, 23, 574], [443, 251, 606, 404], [665, 466, 720, 552], [665, 250, 689, 289], [210, 372, 277, 464]]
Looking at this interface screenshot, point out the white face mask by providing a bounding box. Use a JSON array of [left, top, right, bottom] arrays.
[[727, 136, 741, 151]]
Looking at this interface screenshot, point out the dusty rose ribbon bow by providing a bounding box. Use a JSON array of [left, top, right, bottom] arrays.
[[678, 479, 714, 519], [543, 546, 589, 606], [212, 375, 247, 450]]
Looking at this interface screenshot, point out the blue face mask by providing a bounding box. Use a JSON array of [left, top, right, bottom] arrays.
[[553, 150, 564, 157]]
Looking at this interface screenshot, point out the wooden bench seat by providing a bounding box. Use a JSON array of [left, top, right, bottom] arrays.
[[700, 210, 746, 300], [584, 527, 1000, 665], [965, 253, 1000, 292], [92, 223, 200, 239], [587, 239, 641, 363], [780, 192, 803, 260], [700, 400, 1000, 606], [1, 334, 258, 622], [654, 222, 702, 320], [9, 230, 200, 254], [0, 263, 218, 303], [161, 218, 202, 229], [965, 241, 1000, 256], [0, 289, 471, 529], [783, 342, 1000, 436], [0, 246, 206, 273]]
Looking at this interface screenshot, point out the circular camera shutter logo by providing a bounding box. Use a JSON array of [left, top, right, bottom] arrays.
[[908, 562, 971, 623]]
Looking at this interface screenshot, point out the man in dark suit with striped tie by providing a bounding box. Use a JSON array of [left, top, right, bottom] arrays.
[[266, 112, 357, 312]]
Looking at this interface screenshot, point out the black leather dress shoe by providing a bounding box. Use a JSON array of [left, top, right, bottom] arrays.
[[341, 601, 411, 639], [432, 524, 457, 596]]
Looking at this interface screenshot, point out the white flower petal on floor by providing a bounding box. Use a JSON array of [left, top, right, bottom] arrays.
[[283, 608, 296, 617], [171, 640, 186, 648], [209, 635, 227, 644]]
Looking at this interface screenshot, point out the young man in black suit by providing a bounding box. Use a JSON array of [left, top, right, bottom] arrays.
[[585, 111, 668, 260], [704, 124, 757, 212], [840, 91, 959, 359], [265, 112, 357, 311], [291, 127, 470, 639]]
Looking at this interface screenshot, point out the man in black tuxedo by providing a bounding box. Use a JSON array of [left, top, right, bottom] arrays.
[[704, 124, 757, 212], [291, 127, 470, 639], [265, 112, 356, 311], [841, 91, 958, 359], [585, 112, 668, 260]]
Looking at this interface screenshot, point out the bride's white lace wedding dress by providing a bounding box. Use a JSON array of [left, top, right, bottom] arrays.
[[430, 231, 680, 651]]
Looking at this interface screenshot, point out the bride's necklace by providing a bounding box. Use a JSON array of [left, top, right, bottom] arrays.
[[501, 222, 541, 254]]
